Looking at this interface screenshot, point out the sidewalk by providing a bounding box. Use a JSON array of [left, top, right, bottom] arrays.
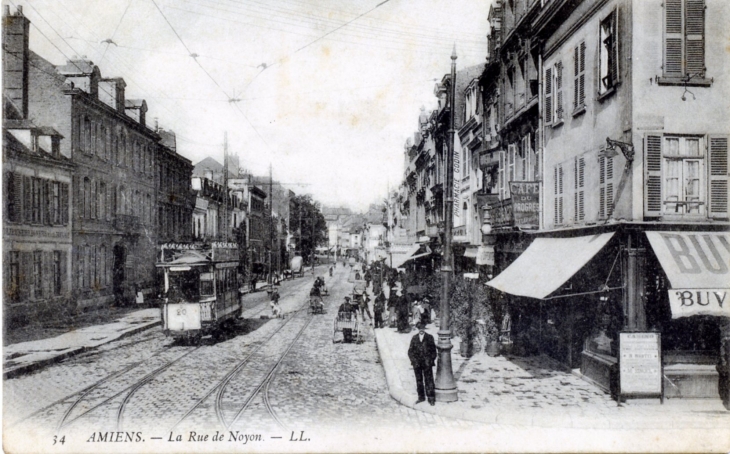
[[374, 323, 730, 430], [3, 309, 160, 379]]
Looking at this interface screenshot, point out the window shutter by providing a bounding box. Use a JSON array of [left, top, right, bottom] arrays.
[[574, 46, 580, 110], [610, 9, 619, 86], [664, 0, 683, 77], [599, 157, 606, 218], [60, 250, 68, 294], [556, 63, 563, 120], [545, 67, 553, 124], [685, 0, 705, 76], [554, 167, 559, 223], [42, 251, 52, 299], [579, 41, 586, 106], [19, 251, 31, 301], [708, 135, 728, 218], [23, 176, 32, 223], [645, 135, 663, 217], [60, 183, 69, 225], [9, 173, 23, 222]]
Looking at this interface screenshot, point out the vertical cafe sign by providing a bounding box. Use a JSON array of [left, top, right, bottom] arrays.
[[453, 142, 461, 220], [509, 181, 540, 227]]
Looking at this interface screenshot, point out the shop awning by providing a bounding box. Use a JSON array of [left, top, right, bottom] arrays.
[[389, 244, 420, 269], [645, 231, 730, 318], [486, 232, 615, 299]]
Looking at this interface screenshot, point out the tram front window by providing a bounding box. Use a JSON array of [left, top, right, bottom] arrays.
[[167, 270, 200, 302]]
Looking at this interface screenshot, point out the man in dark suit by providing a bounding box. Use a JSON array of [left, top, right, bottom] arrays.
[[408, 322, 437, 405]]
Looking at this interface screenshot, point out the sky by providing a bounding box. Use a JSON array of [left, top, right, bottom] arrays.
[[15, 0, 492, 211]]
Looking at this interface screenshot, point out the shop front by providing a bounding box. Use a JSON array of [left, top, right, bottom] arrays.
[[486, 226, 730, 407]]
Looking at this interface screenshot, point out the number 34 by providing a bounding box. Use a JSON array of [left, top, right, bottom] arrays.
[[53, 435, 65, 445]]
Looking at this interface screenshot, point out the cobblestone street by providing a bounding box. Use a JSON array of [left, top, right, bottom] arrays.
[[4, 265, 479, 453]]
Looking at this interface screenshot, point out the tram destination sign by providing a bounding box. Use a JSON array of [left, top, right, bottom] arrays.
[[619, 332, 663, 401]]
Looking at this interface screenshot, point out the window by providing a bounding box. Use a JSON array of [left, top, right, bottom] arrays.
[[599, 10, 619, 95], [644, 134, 728, 219], [7, 251, 20, 300], [83, 117, 91, 153], [519, 135, 532, 181], [99, 183, 106, 221], [663, 0, 705, 79], [665, 137, 704, 215], [554, 164, 564, 225], [599, 155, 614, 218], [83, 177, 91, 218], [31, 177, 42, 224], [53, 251, 62, 296], [84, 245, 91, 289], [574, 157, 585, 221], [92, 180, 98, 219], [573, 41, 586, 112], [33, 251, 42, 299], [51, 181, 61, 224], [547, 62, 564, 124]]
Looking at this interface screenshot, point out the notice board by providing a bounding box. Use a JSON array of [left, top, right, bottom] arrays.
[[619, 332, 663, 401]]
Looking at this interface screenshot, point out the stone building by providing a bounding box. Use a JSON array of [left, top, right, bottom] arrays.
[[2, 98, 74, 326], [484, 0, 730, 405], [3, 6, 193, 309]]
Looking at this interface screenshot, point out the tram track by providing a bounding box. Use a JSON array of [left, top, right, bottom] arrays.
[[217, 313, 313, 431], [57, 346, 202, 432]]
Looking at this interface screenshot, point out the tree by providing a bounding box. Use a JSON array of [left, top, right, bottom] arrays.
[[289, 195, 327, 264]]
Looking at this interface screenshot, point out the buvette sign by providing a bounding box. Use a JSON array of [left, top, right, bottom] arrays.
[[645, 232, 730, 319]]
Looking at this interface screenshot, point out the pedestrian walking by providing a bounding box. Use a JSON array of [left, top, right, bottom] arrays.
[[359, 292, 373, 324], [396, 288, 411, 333], [270, 288, 281, 318], [408, 322, 437, 406], [373, 290, 386, 329]]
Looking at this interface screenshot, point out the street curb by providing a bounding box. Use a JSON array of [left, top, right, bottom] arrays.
[[374, 328, 498, 425], [3, 320, 161, 380], [374, 329, 730, 429]]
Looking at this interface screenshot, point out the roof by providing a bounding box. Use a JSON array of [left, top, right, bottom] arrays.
[[3, 129, 74, 167]]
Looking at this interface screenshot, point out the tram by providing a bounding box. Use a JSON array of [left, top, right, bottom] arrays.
[[157, 242, 242, 343]]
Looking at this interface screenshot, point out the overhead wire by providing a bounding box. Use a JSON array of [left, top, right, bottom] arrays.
[[205, 0, 487, 48], [42, 0, 196, 129], [98, 0, 133, 65], [167, 4, 486, 59], [178, 0, 487, 55]]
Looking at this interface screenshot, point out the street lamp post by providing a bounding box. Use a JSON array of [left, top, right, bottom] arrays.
[[435, 45, 459, 402]]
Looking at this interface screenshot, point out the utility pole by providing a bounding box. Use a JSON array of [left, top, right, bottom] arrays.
[[222, 131, 229, 241], [435, 45, 459, 403], [268, 163, 274, 285]]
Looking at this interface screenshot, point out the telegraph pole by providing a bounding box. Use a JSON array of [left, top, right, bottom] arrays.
[[268, 163, 274, 284], [435, 45, 459, 402], [222, 131, 229, 241]]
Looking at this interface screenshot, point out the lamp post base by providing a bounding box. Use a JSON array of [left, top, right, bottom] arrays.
[[434, 328, 458, 402]]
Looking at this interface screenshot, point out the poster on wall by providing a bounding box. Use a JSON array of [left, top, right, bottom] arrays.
[[619, 332, 663, 402]]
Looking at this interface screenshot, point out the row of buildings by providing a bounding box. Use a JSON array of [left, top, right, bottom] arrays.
[[2, 6, 288, 329], [387, 0, 729, 404]]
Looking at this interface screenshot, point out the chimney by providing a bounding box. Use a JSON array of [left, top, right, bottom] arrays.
[[98, 78, 126, 112], [3, 6, 31, 118], [124, 99, 147, 127]]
